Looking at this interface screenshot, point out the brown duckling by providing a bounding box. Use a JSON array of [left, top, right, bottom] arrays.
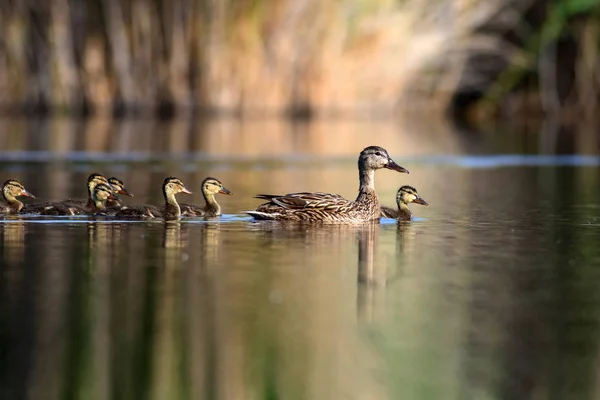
[[180, 177, 232, 217], [0, 179, 35, 214], [380, 186, 428, 221], [88, 183, 120, 214], [26, 184, 117, 216], [114, 177, 192, 221], [21, 172, 111, 215], [106, 176, 134, 208]]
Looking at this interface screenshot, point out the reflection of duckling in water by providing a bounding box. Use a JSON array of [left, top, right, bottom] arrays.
[[114, 177, 192, 221], [180, 177, 232, 217], [380, 186, 428, 221], [0, 179, 35, 214]]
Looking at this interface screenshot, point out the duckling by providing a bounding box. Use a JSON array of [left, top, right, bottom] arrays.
[[247, 146, 409, 222], [88, 184, 120, 214], [380, 186, 428, 221], [180, 177, 232, 217], [21, 172, 111, 215], [0, 179, 35, 214], [106, 176, 134, 208], [114, 177, 192, 221]]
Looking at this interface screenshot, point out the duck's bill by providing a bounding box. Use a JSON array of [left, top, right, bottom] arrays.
[[414, 197, 429, 206], [21, 189, 35, 199], [118, 188, 134, 197], [181, 187, 193, 195], [108, 193, 119, 201], [386, 160, 409, 174], [219, 187, 233, 195]]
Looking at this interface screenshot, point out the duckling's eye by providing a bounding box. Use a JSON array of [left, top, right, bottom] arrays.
[[375, 151, 383, 157]]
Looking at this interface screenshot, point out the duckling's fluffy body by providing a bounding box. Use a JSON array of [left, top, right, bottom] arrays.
[[114, 177, 191, 221], [380, 186, 428, 221], [180, 177, 232, 217]]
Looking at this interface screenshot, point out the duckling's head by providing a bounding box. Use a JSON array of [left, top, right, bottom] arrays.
[[359, 146, 409, 174], [202, 177, 232, 197], [93, 183, 119, 202], [396, 185, 428, 207], [87, 173, 109, 191], [108, 177, 134, 197], [163, 177, 193, 196], [3, 179, 35, 200]]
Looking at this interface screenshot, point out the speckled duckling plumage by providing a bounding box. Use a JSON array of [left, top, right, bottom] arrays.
[[380, 185, 428, 221], [114, 177, 192, 221], [180, 177, 232, 217], [21, 173, 111, 216], [247, 146, 409, 223]]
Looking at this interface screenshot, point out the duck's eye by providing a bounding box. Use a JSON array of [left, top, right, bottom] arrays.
[[375, 151, 383, 157]]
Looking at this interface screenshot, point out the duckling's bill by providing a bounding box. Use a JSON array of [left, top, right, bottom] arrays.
[[219, 187, 233, 195], [20, 189, 36, 198]]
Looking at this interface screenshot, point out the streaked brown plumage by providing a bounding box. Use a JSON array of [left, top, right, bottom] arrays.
[[22, 172, 110, 215], [180, 177, 232, 217], [114, 177, 192, 221], [380, 185, 428, 221], [106, 177, 134, 208], [247, 146, 409, 223], [0, 179, 35, 214]]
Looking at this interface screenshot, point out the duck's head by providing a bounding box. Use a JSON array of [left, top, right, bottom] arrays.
[[359, 146, 409, 174], [108, 177, 134, 197], [202, 177, 232, 197], [3, 179, 35, 200], [93, 183, 119, 202], [88, 173, 109, 191], [396, 185, 428, 207], [163, 177, 193, 196]]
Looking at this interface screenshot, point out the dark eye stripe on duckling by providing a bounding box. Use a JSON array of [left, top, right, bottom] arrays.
[[4, 180, 24, 189], [108, 177, 124, 186]]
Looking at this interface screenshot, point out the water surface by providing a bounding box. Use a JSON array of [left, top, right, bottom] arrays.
[[2, 119, 600, 399]]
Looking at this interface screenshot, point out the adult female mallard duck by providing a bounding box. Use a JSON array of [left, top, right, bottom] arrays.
[[0, 179, 35, 214], [114, 177, 192, 221], [106, 176, 134, 208], [247, 146, 409, 222], [180, 177, 232, 217], [380, 186, 428, 221], [21, 172, 111, 215]]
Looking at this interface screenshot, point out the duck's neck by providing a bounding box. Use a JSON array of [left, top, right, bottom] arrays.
[[164, 191, 181, 219], [2, 191, 23, 213], [86, 182, 96, 209], [397, 202, 412, 221], [91, 198, 106, 213], [355, 166, 377, 201], [203, 191, 221, 215]]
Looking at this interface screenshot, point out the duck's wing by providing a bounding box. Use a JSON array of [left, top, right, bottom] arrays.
[[267, 192, 350, 211], [380, 206, 399, 219], [179, 204, 206, 217]]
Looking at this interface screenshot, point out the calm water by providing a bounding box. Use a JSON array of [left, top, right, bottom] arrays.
[[2, 119, 600, 400]]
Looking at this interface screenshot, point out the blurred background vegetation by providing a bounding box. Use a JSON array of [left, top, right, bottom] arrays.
[[1, 0, 600, 126]]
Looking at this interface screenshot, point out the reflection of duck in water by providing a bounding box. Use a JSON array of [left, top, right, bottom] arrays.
[[0, 179, 35, 214], [380, 186, 428, 221], [180, 177, 232, 217], [114, 177, 192, 221], [247, 146, 409, 222]]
